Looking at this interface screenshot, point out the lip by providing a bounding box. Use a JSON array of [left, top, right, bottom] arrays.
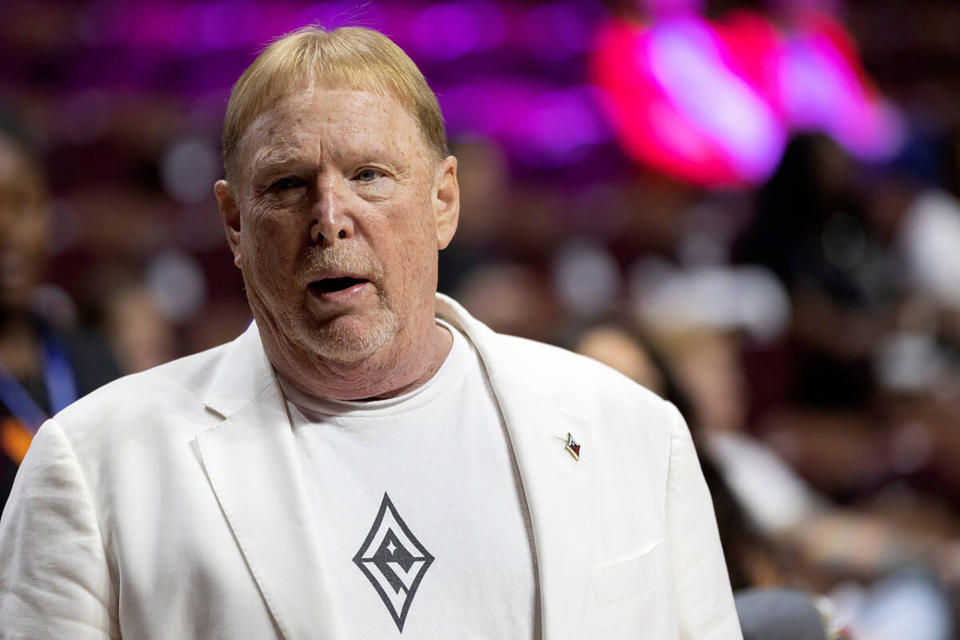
[[306, 273, 373, 305]]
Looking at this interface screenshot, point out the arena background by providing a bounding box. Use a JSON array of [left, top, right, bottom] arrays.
[[3, 1, 960, 637]]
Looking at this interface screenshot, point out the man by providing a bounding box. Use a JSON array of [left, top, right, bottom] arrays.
[[0, 27, 741, 639]]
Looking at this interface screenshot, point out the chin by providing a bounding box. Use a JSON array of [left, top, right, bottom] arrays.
[[304, 311, 398, 365]]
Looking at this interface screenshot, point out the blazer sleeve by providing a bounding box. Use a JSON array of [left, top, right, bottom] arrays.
[[0, 419, 119, 639], [663, 402, 744, 640]]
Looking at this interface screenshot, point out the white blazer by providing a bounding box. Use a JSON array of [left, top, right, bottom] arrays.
[[0, 294, 742, 639]]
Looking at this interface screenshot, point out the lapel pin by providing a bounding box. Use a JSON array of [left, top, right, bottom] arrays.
[[564, 432, 581, 462]]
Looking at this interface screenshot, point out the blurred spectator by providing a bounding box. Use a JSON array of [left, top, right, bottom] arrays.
[[736, 133, 899, 408], [0, 122, 119, 512], [454, 261, 561, 343], [734, 588, 830, 640], [558, 285, 958, 638], [82, 265, 179, 374], [438, 138, 510, 295], [105, 282, 176, 373], [649, 319, 957, 639], [565, 315, 788, 592], [895, 128, 960, 344]]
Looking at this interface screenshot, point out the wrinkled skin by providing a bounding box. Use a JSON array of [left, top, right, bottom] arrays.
[[215, 86, 459, 400]]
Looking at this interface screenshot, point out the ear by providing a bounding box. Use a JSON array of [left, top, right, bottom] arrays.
[[214, 179, 243, 268], [432, 155, 460, 250]]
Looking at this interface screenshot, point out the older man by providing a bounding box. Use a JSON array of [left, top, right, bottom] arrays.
[[0, 27, 741, 639]]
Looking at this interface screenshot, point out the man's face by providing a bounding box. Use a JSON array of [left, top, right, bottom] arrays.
[[216, 86, 458, 370]]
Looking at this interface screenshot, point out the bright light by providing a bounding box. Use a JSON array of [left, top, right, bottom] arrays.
[[590, 10, 902, 187]]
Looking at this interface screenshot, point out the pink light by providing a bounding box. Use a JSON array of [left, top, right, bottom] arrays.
[[775, 17, 903, 159], [646, 17, 786, 181], [589, 10, 902, 187], [592, 20, 749, 186]]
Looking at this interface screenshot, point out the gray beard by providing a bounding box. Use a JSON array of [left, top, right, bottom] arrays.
[[305, 308, 399, 365]]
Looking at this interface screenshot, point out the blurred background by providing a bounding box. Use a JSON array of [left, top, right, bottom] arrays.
[[2, 0, 960, 637]]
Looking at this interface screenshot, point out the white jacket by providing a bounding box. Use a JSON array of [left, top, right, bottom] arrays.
[[0, 294, 742, 639]]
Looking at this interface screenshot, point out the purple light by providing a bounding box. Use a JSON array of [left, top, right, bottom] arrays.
[[439, 81, 611, 167], [520, 1, 605, 60], [642, 0, 705, 19], [777, 32, 903, 159], [295, 2, 387, 32], [410, 1, 506, 61], [199, 2, 261, 51], [523, 87, 611, 165]]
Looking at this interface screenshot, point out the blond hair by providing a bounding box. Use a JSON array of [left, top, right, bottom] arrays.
[[221, 26, 448, 181]]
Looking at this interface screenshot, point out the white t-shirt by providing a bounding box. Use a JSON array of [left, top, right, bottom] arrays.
[[279, 322, 540, 638]]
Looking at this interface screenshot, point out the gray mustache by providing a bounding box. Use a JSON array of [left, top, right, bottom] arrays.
[[304, 246, 383, 282]]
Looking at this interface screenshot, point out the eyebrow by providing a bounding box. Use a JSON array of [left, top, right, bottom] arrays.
[[247, 141, 415, 183], [250, 150, 309, 177]]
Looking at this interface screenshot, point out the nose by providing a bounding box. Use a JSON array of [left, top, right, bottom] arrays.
[[309, 176, 355, 245]]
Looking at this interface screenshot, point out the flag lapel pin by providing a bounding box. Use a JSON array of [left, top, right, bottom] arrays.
[[564, 432, 581, 461]]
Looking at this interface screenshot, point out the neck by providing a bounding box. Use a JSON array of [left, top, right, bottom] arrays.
[[271, 321, 453, 402]]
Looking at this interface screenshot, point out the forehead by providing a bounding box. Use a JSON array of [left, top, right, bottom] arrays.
[[239, 86, 428, 169]]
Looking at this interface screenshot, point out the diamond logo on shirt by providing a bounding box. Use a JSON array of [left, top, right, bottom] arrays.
[[353, 493, 434, 632]]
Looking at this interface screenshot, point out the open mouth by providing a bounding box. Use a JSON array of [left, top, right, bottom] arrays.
[[309, 277, 367, 293]]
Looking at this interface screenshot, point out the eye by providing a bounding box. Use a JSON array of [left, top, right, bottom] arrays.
[[270, 176, 305, 191], [354, 168, 382, 183]]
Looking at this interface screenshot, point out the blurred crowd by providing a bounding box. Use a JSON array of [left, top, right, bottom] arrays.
[[4, 1, 960, 638]]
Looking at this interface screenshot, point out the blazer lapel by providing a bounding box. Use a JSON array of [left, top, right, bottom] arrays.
[[438, 296, 594, 640], [196, 325, 346, 640], [496, 389, 594, 640]]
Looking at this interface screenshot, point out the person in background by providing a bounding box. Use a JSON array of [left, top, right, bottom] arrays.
[[0, 120, 119, 514], [567, 316, 788, 592], [568, 315, 960, 639], [736, 133, 898, 409], [655, 324, 956, 640]]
